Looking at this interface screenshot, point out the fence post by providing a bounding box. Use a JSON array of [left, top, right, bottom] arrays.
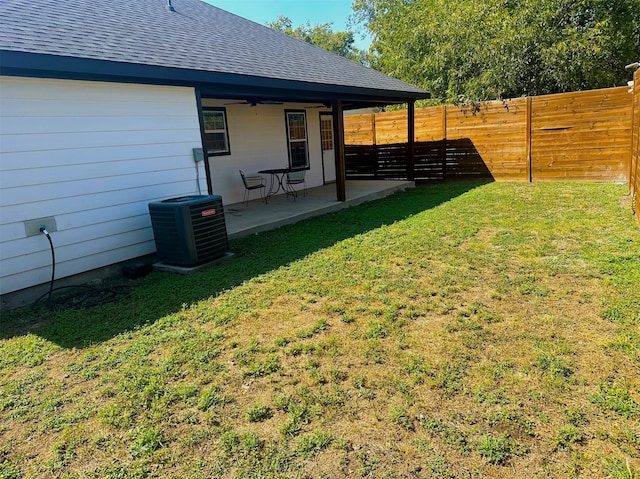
[[526, 96, 532, 182], [442, 105, 447, 182], [632, 68, 640, 220], [370, 113, 378, 179], [371, 113, 378, 179], [372, 113, 377, 146], [408, 101, 416, 181]]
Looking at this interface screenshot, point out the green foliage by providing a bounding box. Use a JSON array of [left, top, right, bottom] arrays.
[[0, 334, 59, 368], [98, 404, 134, 429], [602, 456, 639, 479], [485, 408, 536, 437], [329, 368, 348, 383], [272, 393, 293, 412], [295, 430, 334, 457], [267, 15, 367, 63], [279, 401, 312, 438], [555, 425, 584, 450], [86, 464, 148, 479], [130, 426, 164, 457], [534, 352, 574, 378], [219, 430, 261, 455], [421, 417, 471, 453], [353, 0, 640, 102], [0, 460, 22, 479], [364, 321, 387, 339], [197, 385, 231, 411], [245, 404, 273, 423], [274, 336, 290, 347], [589, 381, 640, 419], [476, 433, 525, 465], [425, 455, 456, 478], [296, 319, 330, 339], [565, 408, 589, 427], [389, 405, 415, 431], [356, 451, 380, 476], [241, 355, 280, 378], [429, 359, 468, 396]]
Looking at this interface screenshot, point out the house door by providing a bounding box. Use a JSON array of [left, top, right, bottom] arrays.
[[320, 114, 336, 184]]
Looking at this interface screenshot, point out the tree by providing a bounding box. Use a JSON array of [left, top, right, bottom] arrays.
[[267, 15, 367, 64], [353, 0, 640, 103]]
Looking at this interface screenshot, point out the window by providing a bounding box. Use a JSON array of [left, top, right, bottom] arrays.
[[203, 108, 230, 156], [320, 116, 333, 151], [286, 111, 309, 168]]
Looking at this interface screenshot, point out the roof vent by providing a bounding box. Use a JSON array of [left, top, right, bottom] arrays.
[[166, 0, 175, 12]]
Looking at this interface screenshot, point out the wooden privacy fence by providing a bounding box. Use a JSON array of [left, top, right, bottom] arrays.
[[344, 86, 634, 184], [631, 68, 640, 223]]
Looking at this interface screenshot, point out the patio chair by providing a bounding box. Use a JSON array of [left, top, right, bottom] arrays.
[[239, 170, 267, 206], [285, 169, 307, 199]]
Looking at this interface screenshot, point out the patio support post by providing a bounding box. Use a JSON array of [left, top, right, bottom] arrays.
[[195, 87, 214, 195], [407, 100, 416, 181], [332, 99, 346, 202]]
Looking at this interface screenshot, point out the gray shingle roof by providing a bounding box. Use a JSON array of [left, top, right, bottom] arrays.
[[0, 0, 427, 96]]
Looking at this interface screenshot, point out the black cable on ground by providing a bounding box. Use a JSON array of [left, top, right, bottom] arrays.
[[33, 229, 132, 311]]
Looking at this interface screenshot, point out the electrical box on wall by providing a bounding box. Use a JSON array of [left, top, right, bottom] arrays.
[[25, 217, 57, 237], [192, 148, 204, 163]]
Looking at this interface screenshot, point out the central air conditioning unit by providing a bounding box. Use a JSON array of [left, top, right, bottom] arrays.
[[148, 195, 228, 266]]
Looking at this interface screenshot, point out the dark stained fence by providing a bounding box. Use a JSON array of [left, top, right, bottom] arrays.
[[444, 139, 493, 179], [345, 144, 407, 179], [377, 143, 409, 179], [346, 140, 492, 181], [415, 140, 446, 181], [344, 144, 378, 178]]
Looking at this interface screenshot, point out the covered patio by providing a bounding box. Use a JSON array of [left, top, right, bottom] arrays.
[[0, 0, 431, 302], [224, 180, 414, 239]]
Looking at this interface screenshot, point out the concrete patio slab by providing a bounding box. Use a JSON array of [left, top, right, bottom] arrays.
[[223, 180, 415, 239]]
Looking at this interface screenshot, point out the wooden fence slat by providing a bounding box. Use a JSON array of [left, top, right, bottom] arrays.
[[632, 68, 640, 223], [344, 85, 633, 184]]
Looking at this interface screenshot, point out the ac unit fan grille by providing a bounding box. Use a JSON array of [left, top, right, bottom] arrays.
[[189, 204, 228, 262]]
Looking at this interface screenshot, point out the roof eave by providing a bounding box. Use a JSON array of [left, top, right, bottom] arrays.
[[0, 50, 431, 105]]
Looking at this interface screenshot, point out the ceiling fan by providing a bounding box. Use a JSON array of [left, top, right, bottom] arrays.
[[304, 101, 332, 109], [225, 99, 284, 106]]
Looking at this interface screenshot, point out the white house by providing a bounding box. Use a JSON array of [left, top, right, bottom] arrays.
[[0, 0, 429, 302]]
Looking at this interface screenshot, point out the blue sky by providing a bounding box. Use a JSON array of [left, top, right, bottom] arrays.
[[204, 0, 371, 49]]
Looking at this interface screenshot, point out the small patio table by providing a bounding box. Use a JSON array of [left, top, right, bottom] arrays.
[[258, 167, 305, 199]]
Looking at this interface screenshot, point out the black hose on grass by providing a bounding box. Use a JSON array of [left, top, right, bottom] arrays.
[[33, 230, 131, 311]]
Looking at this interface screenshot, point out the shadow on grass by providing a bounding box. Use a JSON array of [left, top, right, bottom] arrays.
[[1, 181, 488, 348]]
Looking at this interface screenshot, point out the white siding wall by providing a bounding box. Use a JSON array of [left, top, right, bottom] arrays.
[[0, 76, 205, 295], [202, 99, 331, 205]]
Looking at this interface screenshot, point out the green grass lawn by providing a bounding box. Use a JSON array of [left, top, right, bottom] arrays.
[[1, 182, 639, 479]]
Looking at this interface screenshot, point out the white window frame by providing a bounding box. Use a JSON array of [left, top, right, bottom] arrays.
[[285, 110, 309, 169]]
